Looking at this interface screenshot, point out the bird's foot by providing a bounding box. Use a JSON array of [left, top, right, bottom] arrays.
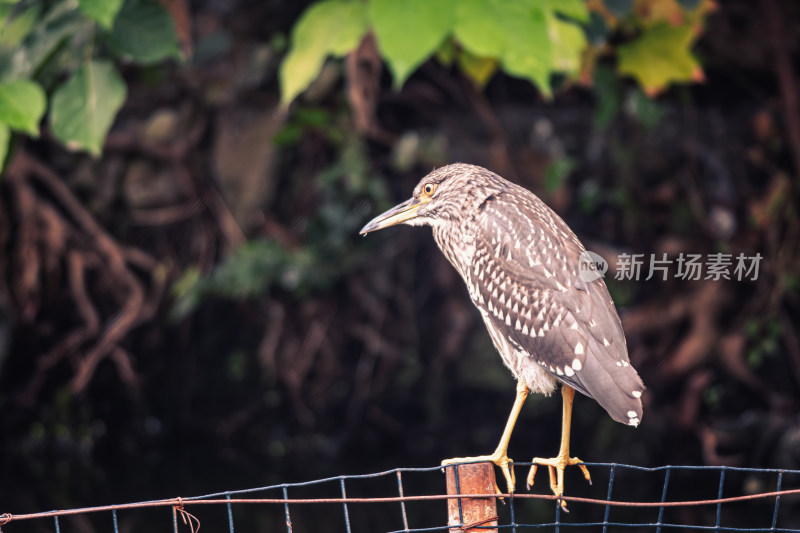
[[526, 455, 591, 511], [441, 451, 516, 495]]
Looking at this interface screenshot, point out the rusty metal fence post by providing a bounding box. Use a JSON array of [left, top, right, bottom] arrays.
[[444, 463, 498, 533]]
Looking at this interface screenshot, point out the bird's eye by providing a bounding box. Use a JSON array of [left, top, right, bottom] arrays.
[[423, 183, 436, 196]]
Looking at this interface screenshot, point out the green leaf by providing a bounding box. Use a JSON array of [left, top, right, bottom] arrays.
[[0, 0, 41, 48], [547, 14, 586, 75], [617, 22, 701, 95], [0, 122, 10, 174], [454, 0, 553, 96], [0, 1, 88, 82], [279, 0, 368, 105], [457, 49, 498, 88], [453, 0, 511, 59], [0, 80, 46, 136], [78, 0, 124, 29], [49, 59, 127, 156], [106, 0, 180, 64], [370, 0, 454, 87], [500, 6, 552, 96]]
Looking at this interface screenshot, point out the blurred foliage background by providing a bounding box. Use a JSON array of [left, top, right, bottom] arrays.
[[1, 0, 799, 530]]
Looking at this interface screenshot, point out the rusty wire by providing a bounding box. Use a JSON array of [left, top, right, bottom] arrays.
[[2, 463, 800, 531], [0, 489, 800, 526], [3, 487, 800, 524]]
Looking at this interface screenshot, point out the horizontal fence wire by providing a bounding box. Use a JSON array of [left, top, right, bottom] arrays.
[[3, 463, 800, 533]]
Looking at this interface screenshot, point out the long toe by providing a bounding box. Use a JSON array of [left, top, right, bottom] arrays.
[[441, 453, 517, 494], [525, 464, 538, 491], [497, 456, 516, 494], [528, 455, 591, 509]]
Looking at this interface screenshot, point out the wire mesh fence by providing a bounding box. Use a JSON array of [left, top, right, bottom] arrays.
[[3, 462, 800, 533]]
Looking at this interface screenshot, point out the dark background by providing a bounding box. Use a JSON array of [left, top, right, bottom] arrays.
[[1, 0, 799, 531]]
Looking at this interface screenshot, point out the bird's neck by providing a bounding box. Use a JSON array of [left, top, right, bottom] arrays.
[[432, 222, 475, 280]]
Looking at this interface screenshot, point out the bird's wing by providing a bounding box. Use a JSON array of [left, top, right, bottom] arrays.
[[466, 189, 644, 426]]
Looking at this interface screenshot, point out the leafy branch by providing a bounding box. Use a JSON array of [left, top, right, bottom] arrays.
[[0, 0, 180, 170], [279, 0, 713, 105]]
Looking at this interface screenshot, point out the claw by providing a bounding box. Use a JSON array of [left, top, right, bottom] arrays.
[[578, 463, 592, 485], [526, 464, 538, 491], [526, 455, 590, 511]]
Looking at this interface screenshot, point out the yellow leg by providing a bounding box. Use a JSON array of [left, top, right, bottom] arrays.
[[526, 385, 591, 509], [442, 380, 529, 494]]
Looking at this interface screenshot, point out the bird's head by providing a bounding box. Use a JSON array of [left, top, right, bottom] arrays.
[[359, 163, 508, 235]]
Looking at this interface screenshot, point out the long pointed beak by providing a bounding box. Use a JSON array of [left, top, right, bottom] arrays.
[[359, 197, 420, 235]]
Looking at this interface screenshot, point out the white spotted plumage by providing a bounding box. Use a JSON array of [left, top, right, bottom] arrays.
[[412, 164, 646, 427]]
